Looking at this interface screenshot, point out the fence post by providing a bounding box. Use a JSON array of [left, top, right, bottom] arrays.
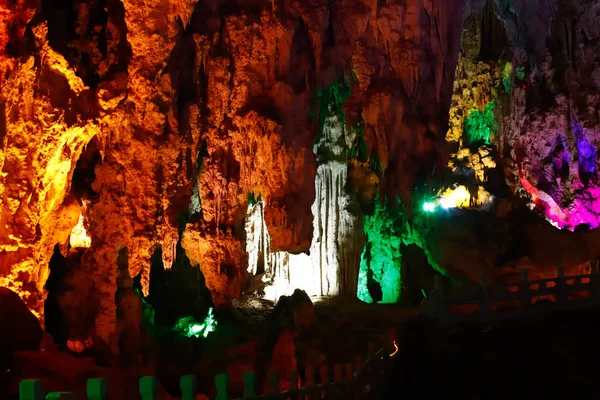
[[520, 269, 529, 307], [139, 376, 157, 400], [20, 380, 44, 400], [267, 372, 280, 395], [343, 364, 353, 397], [332, 364, 343, 396], [556, 264, 567, 303], [591, 259, 600, 303], [344, 364, 353, 381], [353, 356, 361, 376], [180, 375, 196, 400], [241, 371, 256, 398], [319, 366, 329, 398], [333, 364, 343, 384], [87, 378, 107, 400], [215, 373, 230, 400], [305, 367, 315, 388]]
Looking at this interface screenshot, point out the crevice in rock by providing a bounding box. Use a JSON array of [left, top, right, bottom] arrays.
[[39, 0, 131, 87], [325, 0, 336, 47], [238, 96, 283, 125], [400, 243, 437, 305], [71, 136, 102, 200], [287, 17, 315, 94], [479, 0, 509, 62], [147, 243, 213, 327], [44, 245, 68, 346]]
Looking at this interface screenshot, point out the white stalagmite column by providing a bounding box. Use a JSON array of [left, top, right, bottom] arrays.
[[244, 111, 362, 300]]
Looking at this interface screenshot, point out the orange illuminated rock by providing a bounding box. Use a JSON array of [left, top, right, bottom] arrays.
[[0, 0, 466, 349]]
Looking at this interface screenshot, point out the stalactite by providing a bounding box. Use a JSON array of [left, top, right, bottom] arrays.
[[244, 112, 362, 300]]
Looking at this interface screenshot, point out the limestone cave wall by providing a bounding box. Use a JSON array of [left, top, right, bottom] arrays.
[[0, 0, 465, 348]]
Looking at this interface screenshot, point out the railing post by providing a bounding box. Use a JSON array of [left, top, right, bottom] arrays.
[[180, 375, 196, 400], [333, 364, 343, 384], [319, 365, 329, 398], [267, 372, 280, 395], [215, 373, 230, 400], [556, 264, 567, 303], [344, 364, 353, 381], [343, 364, 353, 397], [87, 378, 107, 400], [353, 356, 361, 375], [520, 269, 529, 307], [242, 371, 257, 398], [591, 259, 600, 303], [304, 367, 315, 400], [557, 264, 565, 278], [20, 380, 45, 400], [591, 259, 598, 274], [139, 376, 157, 400], [332, 364, 343, 397]]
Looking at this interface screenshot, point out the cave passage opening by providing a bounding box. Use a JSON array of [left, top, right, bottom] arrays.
[[71, 136, 102, 200], [147, 244, 213, 328], [400, 243, 439, 306], [44, 245, 68, 346]]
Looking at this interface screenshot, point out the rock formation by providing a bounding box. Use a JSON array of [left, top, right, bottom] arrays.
[[6, 0, 600, 354], [1, 0, 466, 346]]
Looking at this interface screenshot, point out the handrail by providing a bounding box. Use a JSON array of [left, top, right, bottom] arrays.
[[421, 260, 600, 323], [18, 343, 393, 400]]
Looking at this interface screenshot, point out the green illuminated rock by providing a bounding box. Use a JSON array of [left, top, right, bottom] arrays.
[[357, 198, 405, 303], [464, 101, 498, 145], [174, 307, 217, 339]]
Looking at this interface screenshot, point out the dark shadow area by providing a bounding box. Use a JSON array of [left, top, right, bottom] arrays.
[[381, 308, 600, 398], [71, 136, 102, 200], [478, 0, 509, 62], [44, 245, 68, 346], [147, 242, 213, 328], [40, 0, 131, 86], [401, 244, 437, 306]]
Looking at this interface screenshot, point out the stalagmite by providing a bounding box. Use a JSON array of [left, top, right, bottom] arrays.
[[245, 112, 362, 300]]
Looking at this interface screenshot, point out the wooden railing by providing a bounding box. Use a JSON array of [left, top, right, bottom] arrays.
[[18, 344, 393, 400], [421, 260, 600, 324]]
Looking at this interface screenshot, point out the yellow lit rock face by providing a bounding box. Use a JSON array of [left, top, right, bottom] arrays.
[[438, 186, 471, 208], [438, 185, 491, 209], [1, 0, 465, 349], [0, 32, 98, 314], [440, 40, 501, 208], [69, 214, 91, 249]]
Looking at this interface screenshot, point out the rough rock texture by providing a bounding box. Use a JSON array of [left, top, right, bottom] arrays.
[[498, 0, 600, 231], [420, 0, 600, 290], [1, 0, 465, 344]]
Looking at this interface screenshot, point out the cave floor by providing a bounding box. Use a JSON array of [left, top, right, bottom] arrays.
[[381, 307, 600, 399], [233, 295, 420, 346], [2, 299, 420, 400]]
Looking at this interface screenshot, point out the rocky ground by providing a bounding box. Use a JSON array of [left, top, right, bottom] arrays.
[[1, 292, 417, 399]]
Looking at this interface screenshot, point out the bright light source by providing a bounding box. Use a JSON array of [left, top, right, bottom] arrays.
[[439, 198, 451, 209], [423, 202, 435, 213], [70, 213, 91, 248], [174, 307, 217, 339]]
